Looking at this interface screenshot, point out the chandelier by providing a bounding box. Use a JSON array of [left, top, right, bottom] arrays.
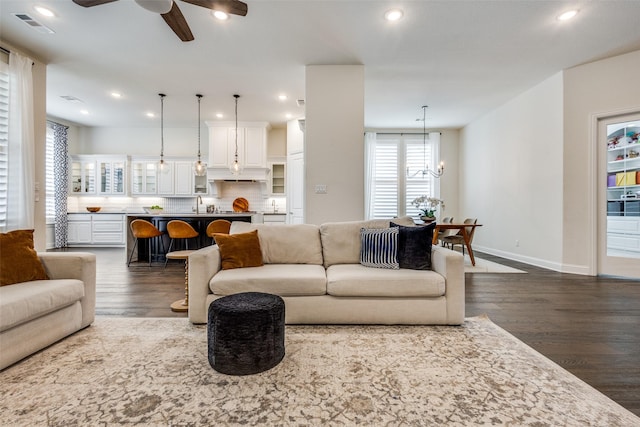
[[406, 105, 444, 179]]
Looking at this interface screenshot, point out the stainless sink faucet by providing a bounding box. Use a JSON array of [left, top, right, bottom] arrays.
[[196, 195, 203, 214]]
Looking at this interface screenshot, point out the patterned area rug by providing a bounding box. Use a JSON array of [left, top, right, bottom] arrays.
[[1, 316, 637, 426]]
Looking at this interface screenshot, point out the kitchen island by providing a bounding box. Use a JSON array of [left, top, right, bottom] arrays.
[[126, 212, 263, 264]]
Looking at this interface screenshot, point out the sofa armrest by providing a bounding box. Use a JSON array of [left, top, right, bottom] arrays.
[[431, 245, 465, 324], [38, 252, 96, 328], [188, 245, 221, 324]]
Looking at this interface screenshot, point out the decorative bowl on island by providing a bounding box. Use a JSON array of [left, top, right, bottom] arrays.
[[86, 207, 101, 213], [143, 207, 164, 215]]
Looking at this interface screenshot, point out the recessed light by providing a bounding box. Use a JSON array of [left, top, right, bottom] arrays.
[[80, 110, 89, 115], [212, 10, 229, 20], [111, 92, 122, 98], [34, 6, 55, 18], [146, 112, 155, 118], [384, 9, 403, 22], [557, 10, 578, 21], [216, 113, 224, 118], [278, 94, 287, 101], [285, 113, 292, 119]]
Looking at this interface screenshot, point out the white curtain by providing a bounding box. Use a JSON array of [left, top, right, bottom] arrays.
[[429, 131, 441, 199], [364, 132, 377, 219], [7, 52, 34, 230]]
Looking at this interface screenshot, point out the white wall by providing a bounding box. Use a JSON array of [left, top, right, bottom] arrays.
[[563, 50, 640, 275], [305, 65, 365, 224], [460, 72, 564, 269]]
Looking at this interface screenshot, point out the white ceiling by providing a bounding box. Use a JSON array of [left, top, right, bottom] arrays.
[[1, 0, 640, 130]]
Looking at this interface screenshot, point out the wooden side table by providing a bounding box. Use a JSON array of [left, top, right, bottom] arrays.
[[166, 250, 195, 312]]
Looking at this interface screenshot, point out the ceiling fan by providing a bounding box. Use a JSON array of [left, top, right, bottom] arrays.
[[72, 0, 248, 42]]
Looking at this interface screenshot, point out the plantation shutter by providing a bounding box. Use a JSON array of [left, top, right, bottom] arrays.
[[0, 61, 9, 229]]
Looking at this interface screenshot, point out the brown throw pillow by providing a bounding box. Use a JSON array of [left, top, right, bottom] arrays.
[[0, 229, 49, 286], [214, 230, 264, 270]]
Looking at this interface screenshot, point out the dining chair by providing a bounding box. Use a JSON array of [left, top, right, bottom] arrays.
[[206, 219, 232, 245], [438, 216, 454, 246], [127, 219, 165, 267], [441, 218, 478, 255]]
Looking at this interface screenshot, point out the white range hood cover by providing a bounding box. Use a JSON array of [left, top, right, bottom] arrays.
[[207, 166, 270, 182]]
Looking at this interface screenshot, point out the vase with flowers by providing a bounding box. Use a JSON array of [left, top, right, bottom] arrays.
[[412, 195, 444, 223]]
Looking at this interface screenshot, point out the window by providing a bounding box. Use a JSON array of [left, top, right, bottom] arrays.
[[45, 124, 55, 222], [367, 133, 440, 219], [0, 60, 9, 229]]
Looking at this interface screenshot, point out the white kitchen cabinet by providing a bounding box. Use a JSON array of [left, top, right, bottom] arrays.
[[263, 213, 287, 225], [269, 162, 286, 195], [68, 213, 125, 247], [157, 161, 175, 195], [207, 121, 269, 169], [69, 156, 97, 195], [67, 214, 93, 245], [131, 159, 158, 195], [287, 152, 305, 224], [174, 161, 194, 196], [98, 157, 126, 195]]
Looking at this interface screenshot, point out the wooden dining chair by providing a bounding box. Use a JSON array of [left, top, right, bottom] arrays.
[[206, 219, 232, 245], [441, 218, 477, 255]]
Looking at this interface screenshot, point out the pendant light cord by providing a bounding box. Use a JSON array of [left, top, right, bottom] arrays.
[[159, 93, 166, 163], [197, 94, 202, 160], [234, 94, 240, 162]]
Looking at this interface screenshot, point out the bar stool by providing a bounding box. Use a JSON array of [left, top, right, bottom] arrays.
[[165, 220, 199, 312], [206, 219, 231, 244], [127, 219, 165, 267]]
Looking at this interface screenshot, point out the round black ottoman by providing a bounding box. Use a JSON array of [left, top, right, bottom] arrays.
[[208, 292, 285, 375]]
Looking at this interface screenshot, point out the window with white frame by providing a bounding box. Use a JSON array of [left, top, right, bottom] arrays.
[[0, 60, 9, 229], [366, 133, 440, 219]]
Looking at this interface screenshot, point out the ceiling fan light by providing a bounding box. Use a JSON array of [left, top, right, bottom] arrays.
[[213, 10, 229, 20], [135, 0, 173, 14]]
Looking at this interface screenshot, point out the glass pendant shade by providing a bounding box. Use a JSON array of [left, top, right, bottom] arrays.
[[194, 94, 207, 176]]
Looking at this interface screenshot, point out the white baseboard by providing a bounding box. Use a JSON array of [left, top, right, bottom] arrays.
[[472, 245, 592, 276]]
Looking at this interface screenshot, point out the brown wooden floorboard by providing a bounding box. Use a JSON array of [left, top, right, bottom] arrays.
[[61, 247, 640, 417]]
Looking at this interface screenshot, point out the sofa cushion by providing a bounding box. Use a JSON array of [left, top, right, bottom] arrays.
[[320, 216, 415, 268], [210, 264, 327, 296], [230, 222, 324, 265], [214, 230, 264, 270], [0, 279, 85, 332], [0, 229, 48, 286], [326, 264, 445, 298], [360, 227, 399, 269], [392, 222, 435, 270]]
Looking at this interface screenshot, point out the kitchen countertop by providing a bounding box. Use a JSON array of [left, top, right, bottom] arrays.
[[126, 212, 258, 218]]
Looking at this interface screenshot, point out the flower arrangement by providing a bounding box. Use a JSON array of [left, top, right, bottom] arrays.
[[412, 195, 444, 218]]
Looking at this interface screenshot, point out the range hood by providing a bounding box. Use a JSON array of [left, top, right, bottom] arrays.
[[207, 166, 270, 182]]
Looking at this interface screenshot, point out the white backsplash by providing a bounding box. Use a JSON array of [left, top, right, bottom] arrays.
[[67, 181, 286, 214]]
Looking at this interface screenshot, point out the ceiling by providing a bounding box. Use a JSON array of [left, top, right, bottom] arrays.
[[1, 0, 640, 130]]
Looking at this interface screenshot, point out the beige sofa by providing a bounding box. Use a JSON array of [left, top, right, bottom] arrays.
[[0, 252, 96, 370], [188, 217, 464, 325]]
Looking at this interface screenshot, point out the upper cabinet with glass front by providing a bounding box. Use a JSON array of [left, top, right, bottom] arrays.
[[70, 155, 127, 196], [131, 158, 158, 195], [98, 157, 127, 195], [69, 156, 97, 195]]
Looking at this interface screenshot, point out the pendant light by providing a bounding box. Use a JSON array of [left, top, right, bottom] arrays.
[[406, 105, 444, 178], [230, 94, 243, 176], [194, 94, 206, 176], [158, 93, 167, 172]]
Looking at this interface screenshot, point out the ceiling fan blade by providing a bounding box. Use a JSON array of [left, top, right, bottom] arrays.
[[161, 2, 195, 42], [72, 0, 119, 6], [181, 0, 248, 16]]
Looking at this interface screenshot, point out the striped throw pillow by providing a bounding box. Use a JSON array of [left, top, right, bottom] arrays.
[[360, 227, 399, 269]]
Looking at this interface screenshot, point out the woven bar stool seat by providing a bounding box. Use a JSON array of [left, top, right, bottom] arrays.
[[208, 292, 285, 375]]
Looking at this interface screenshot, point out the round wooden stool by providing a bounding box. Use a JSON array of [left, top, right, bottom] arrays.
[[166, 250, 194, 312]]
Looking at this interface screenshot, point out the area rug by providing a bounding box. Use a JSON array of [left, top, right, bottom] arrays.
[[1, 317, 637, 426], [464, 255, 526, 273]]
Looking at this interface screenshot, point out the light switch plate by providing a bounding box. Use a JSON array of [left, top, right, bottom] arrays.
[[315, 184, 327, 194]]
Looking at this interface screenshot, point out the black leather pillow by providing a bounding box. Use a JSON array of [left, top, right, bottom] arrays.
[[391, 222, 435, 270]]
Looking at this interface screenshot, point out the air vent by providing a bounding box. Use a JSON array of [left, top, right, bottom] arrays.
[[296, 99, 305, 107], [60, 95, 84, 104], [13, 13, 55, 34]]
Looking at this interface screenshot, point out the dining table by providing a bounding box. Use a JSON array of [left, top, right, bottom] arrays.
[[431, 222, 483, 266]]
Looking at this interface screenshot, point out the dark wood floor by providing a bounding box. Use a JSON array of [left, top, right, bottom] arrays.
[[68, 247, 640, 417]]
